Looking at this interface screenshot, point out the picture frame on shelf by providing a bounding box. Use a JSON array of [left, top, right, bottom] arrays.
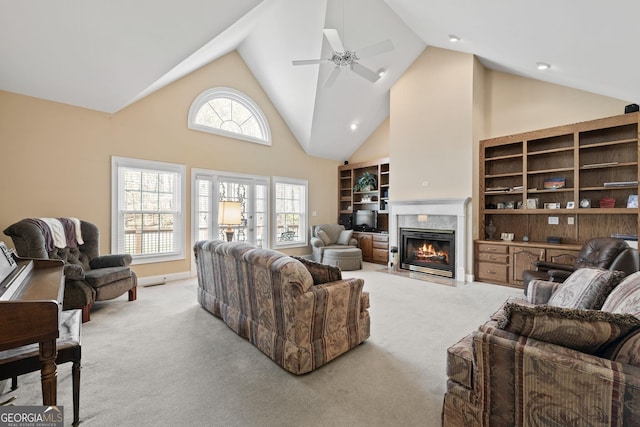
[[566, 201, 575, 209], [544, 202, 561, 209], [543, 177, 566, 190], [526, 198, 539, 209], [628, 195, 638, 209]]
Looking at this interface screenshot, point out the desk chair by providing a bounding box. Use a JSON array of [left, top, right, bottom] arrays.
[[0, 309, 81, 426]]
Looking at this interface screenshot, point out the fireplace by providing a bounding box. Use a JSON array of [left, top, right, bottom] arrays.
[[389, 198, 470, 282], [400, 228, 455, 278]]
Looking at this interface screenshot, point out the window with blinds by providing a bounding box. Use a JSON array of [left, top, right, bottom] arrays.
[[112, 157, 186, 264], [273, 177, 308, 248]]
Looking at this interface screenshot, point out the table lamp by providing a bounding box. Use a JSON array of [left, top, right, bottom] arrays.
[[219, 201, 242, 242]]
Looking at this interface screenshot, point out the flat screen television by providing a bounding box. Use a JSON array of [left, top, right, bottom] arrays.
[[354, 210, 377, 231]]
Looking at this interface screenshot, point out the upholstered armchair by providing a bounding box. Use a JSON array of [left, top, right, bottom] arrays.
[[522, 237, 639, 294], [309, 224, 358, 262], [4, 218, 137, 322]]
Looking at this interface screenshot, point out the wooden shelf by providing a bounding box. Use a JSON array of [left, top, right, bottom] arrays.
[[527, 146, 574, 156], [580, 138, 638, 149], [526, 167, 574, 175], [478, 113, 640, 286], [338, 157, 390, 233]]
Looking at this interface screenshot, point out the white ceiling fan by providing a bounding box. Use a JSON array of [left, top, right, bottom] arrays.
[[292, 28, 394, 88]]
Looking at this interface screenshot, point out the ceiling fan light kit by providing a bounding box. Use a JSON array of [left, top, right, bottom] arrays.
[[292, 28, 394, 88]]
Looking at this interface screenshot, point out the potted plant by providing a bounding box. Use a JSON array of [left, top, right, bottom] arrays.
[[354, 171, 377, 192]]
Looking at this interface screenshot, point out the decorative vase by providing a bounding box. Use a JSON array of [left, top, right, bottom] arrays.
[[486, 220, 496, 240]]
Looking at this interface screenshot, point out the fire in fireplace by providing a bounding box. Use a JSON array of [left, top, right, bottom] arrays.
[[400, 228, 455, 278]]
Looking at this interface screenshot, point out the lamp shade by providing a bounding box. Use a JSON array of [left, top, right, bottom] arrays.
[[218, 201, 242, 225]]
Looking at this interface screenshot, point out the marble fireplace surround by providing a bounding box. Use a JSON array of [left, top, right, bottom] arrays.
[[389, 198, 471, 282]]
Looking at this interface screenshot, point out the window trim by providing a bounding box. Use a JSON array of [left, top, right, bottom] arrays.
[[272, 176, 308, 250], [187, 87, 271, 146], [111, 156, 187, 265]]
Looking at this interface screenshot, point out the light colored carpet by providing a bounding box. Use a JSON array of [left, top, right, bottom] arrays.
[[2, 263, 522, 426]]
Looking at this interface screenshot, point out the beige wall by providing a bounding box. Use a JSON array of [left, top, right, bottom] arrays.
[[484, 70, 629, 138], [348, 117, 389, 163], [390, 47, 475, 200], [0, 51, 340, 279]]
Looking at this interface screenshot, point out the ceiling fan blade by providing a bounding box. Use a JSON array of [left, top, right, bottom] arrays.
[[355, 39, 394, 59], [292, 59, 328, 66], [351, 62, 381, 83], [323, 29, 345, 52], [323, 66, 341, 88]]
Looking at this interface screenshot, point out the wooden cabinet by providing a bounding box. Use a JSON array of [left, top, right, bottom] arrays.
[[372, 233, 389, 264], [476, 243, 510, 284], [510, 246, 545, 286], [353, 231, 389, 264], [355, 233, 373, 261], [475, 241, 580, 288], [479, 113, 639, 246], [546, 248, 578, 265], [477, 113, 639, 285], [338, 157, 390, 232]]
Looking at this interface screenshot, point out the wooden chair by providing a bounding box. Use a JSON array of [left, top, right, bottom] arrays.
[[0, 309, 81, 426]]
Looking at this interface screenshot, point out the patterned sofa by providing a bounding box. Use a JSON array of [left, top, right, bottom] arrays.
[[193, 240, 370, 374], [443, 267, 640, 426]]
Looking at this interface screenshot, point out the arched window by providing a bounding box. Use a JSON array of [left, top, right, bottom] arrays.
[[188, 87, 271, 146]]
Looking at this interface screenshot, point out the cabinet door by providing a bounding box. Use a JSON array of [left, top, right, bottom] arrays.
[[358, 234, 373, 262], [546, 249, 578, 266], [510, 246, 545, 285]]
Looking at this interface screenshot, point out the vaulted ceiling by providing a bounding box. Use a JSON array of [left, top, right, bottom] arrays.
[[1, 0, 638, 160]]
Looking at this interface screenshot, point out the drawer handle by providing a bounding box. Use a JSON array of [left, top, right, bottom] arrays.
[[489, 255, 497, 260], [487, 270, 496, 274]]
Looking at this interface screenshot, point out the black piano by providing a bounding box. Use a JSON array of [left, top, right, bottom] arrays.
[[0, 241, 64, 405]]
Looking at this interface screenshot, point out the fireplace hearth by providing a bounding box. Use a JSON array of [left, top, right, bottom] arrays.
[[400, 228, 455, 278]]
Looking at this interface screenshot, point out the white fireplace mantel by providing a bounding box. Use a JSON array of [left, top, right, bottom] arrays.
[[389, 198, 471, 282]]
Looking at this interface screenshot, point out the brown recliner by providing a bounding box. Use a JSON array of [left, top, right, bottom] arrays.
[[4, 219, 137, 322], [522, 237, 640, 294]]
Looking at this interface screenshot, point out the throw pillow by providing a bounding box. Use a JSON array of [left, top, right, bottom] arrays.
[[527, 279, 561, 305], [601, 271, 640, 317], [498, 302, 640, 354], [547, 268, 625, 310], [292, 256, 342, 285], [490, 296, 532, 323], [336, 229, 354, 246], [316, 229, 332, 246], [598, 329, 640, 367]]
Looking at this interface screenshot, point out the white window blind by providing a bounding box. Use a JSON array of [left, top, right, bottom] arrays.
[[273, 177, 307, 248], [112, 157, 186, 264]]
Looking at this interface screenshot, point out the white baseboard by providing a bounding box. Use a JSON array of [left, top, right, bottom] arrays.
[[137, 271, 192, 287]]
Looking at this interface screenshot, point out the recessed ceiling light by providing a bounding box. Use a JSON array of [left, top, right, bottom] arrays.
[[377, 68, 386, 78], [350, 122, 359, 131], [448, 34, 460, 43], [536, 62, 551, 70]]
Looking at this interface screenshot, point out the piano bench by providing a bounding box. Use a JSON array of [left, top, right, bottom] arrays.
[[0, 309, 82, 427]]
